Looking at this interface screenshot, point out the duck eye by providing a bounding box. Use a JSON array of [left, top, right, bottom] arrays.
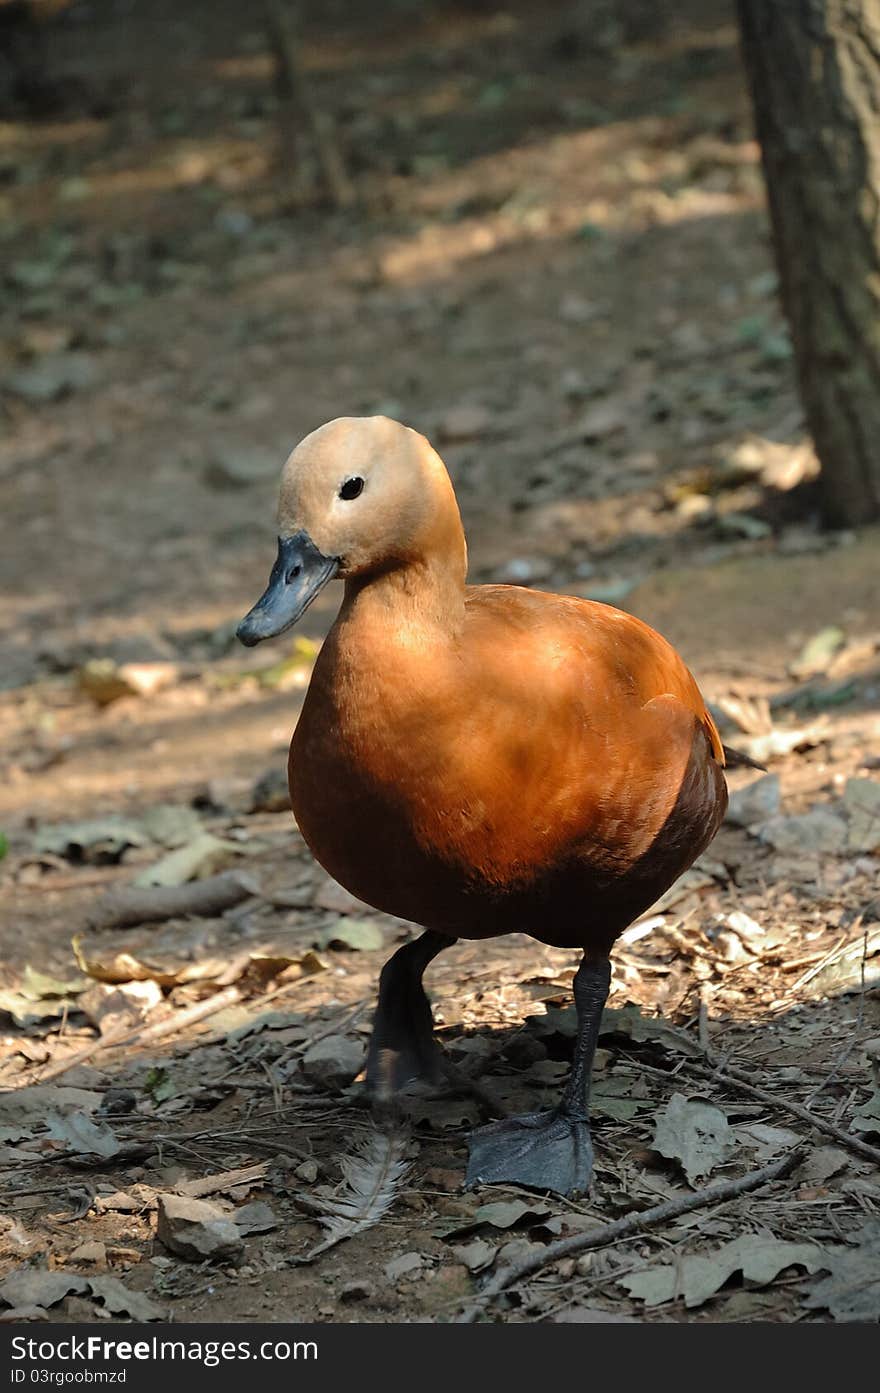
[[339, 476, 365, 501]]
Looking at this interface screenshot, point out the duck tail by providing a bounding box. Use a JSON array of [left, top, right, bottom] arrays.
[[722, 744, 767, 772]]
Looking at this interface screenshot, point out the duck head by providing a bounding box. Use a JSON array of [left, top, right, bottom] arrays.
[[236, 415, 466, 646]]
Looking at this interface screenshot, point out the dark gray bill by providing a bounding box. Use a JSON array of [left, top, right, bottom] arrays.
[[236, 531, 339, 647]]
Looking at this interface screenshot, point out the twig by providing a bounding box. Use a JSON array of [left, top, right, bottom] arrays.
[[14, 986, 245, 1088], [806, 924, 870, 1107], [87, 870, 258, 931], [698, 983, 711, 1053], [787, 924, 858, 995], [683, 1058, 880, 1167], [456, 1147, 804, 1323]]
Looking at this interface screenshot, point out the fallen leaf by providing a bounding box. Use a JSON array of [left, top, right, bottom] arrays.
[[473, 1199, 551, 1230], [804, 1224, 880, 1321], [600, 1004, 704, 1058], [790, 626, 846, 679], [0, 1306, 48, 1323], [843, 777, 880, 853], [0, 1086, 103, 1126], [44, 1111, 123, 1161], [795, 1147, 849, 1184], [78, 659, 178, 705], [317, 918, 385, 952], [34, 817, 146, 863], [621, 1234, 826, 1308], [452, 1238, 496, 1273], [735, 1122, 801, 1162], [592, 1074, 652, 1121], [851, 1089, 880, 1138], [651, 1093, 734, 1184], [140, 804, 205, 848], [133, 833, 243, 888], [232, 1200, 278, 1235], [79, 980, 162, 1035], [0, 1270, 88, 1310], [88, 1276, 165, 1321]]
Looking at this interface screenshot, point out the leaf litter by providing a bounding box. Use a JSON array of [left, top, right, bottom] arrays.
[[2, 0, 880, 1326]]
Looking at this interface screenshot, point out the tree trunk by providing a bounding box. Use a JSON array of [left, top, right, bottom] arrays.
[[736, 0, 880, 526]]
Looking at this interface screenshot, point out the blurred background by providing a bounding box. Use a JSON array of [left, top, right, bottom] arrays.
[[1, 0, 879, 1325]]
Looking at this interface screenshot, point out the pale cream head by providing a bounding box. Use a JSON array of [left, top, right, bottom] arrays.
[[276, 416, 467, 581]]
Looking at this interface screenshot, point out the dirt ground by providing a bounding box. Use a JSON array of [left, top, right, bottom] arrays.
[[1, 0, 879, 1325]]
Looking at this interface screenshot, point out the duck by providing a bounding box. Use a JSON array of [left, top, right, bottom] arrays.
[[237, 414, 732, 1196]]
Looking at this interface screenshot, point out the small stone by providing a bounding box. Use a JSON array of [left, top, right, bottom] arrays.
[[294, 1159, 319, 1183], [68, 1240, 107, 1268], [156, 1193, 244, 1263], [300, 1035, 365, 1090], [436, 404, 491, 442], [726, 774, 781, 828], [758, 809, 847, 855], [384, 1251, 425, 1282]]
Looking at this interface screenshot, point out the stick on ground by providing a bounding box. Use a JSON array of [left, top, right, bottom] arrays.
[[684, 1059, 880, 1167], [456, 1146, 804, 1323], [87, 870, 258, 930]]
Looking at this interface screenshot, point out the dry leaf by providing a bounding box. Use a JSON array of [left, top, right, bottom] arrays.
[[652, 1093, 734, 1184], [600, 1004, 704, 1058], [133, 833, 242, 888], [804, 1224, 880, 1321], [88, 1276, 165, 1321], [44, 1111, 123, 1160], [621, 1234, 826, 1308], [0, 1270, 88, 1310]]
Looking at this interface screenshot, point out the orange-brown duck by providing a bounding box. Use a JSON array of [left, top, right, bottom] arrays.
[[237, 415, 731, 1195]]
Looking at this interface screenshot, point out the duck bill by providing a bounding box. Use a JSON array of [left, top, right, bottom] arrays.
[[236, 531, 339, 647]]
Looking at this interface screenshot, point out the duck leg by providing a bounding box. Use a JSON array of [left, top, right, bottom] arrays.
[[466, 954, 611, 1196], [366, 931, 454, 1098]]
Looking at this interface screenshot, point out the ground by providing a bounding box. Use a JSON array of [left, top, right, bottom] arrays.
[[1, 0, 879, 1326]]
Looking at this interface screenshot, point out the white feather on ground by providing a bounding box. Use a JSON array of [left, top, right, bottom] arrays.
[[299, 1127, 411, 1261]]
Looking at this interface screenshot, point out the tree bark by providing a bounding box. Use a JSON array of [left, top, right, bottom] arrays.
[[736, 0, 880, 526]]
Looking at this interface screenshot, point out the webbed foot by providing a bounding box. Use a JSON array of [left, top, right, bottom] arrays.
[[466, 1107, 594, 1196]]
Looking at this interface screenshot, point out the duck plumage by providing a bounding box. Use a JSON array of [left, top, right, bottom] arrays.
[[237, 415, 731, 1194]]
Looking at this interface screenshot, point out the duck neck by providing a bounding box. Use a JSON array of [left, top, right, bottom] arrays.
[[341, 551, 466, 644]]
